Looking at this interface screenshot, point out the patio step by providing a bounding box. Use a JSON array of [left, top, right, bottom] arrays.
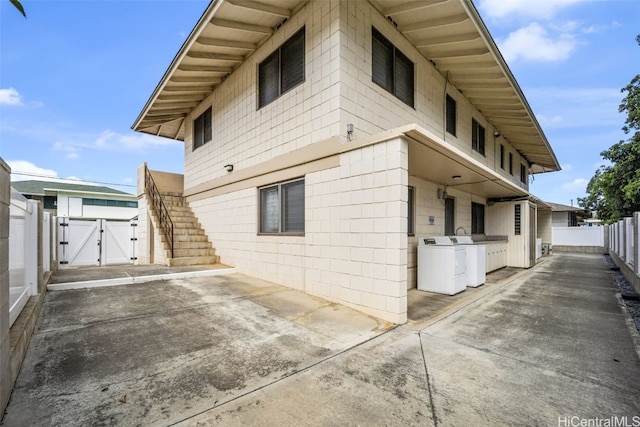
[[167, 255, 219, 267]]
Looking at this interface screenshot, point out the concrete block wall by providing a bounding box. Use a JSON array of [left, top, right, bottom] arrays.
[[1, 158, 10, 414], [183, 0, 342, 191], [190, 137, 409, 323], [337, 0, 528, 191], [304, 137, 408, 323]]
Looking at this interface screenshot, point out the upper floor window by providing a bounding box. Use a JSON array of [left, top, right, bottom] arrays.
[[520, 164, 527, 183], [258, 27, 305, 109], [472, 118, 485, 155], [509, 152, 514, 175], [193, 107, 212, 150], [259, 178, 305, 234], [372, 27, 414, 108], [446, 95, 456, 136], [500, 144, 505, 169]]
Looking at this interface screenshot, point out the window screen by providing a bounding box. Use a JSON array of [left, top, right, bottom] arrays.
[[472, 119, 485, 155], [472, 202, 485, 234], [446, 95, 456, 136], [259, 178, 305, 234], [193, 107, 212, 150], [372, 27, 414, 107], [258, 28, 305, 108]]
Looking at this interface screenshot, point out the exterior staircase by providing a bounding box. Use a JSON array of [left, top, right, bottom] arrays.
[[157, 193, 219, 266]]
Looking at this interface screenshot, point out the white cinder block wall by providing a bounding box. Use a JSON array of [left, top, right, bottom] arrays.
[[178, 0, 536, 323], [337, 0, 528, 191], [183, 1, 342, 190]]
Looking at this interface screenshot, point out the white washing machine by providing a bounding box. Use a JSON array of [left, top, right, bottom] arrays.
[[417, 236, 467, 295], [451, 236, 486, 287]]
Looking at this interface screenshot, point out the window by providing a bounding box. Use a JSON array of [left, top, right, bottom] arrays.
[[408, 186, 415, 235], [514, 204, 521, 235], [258, 27, 305, 108], [446, 95, 456, 136], [259, 178, 305, 234], [500, 145, 505, 169], [83, 198, 137, 208], [444, 197, 455, 235], [520, 164, 527, 183], [193, 107, 212, 150], [471, 202, 485, 234], [472, 119, 485, 155], [509, 152, 513, 175], [372, 27, 414, 107]]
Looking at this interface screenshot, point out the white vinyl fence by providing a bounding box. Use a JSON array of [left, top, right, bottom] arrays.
[[8, 189, 38, 327], [608, 213, 640, 293], [552, 226, 604, 247]]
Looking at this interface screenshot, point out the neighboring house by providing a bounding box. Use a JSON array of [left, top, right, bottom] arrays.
[[132, 0, 560, 323], [546, 201, 587, 227], [11, 180, 138, 220]]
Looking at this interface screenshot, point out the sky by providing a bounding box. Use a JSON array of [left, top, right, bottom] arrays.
[[1, 0, 639, 206]]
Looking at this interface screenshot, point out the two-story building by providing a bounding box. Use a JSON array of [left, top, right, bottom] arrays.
[[132, 0, 560, 324]]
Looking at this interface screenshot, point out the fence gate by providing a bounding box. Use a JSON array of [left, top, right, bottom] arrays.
[[58, 218, 138, 268]]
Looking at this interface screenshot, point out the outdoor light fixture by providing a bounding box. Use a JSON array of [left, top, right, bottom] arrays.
[[347, 123, 354, 141], [452, 175, 461, 180], [494, 131, 500, 137], [224, 164, 234, 172]]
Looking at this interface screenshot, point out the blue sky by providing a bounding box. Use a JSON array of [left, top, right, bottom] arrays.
[[1, 0, 639, 206]]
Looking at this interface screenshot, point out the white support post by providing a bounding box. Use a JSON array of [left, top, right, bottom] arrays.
[[25, 200, 38, 295], [625, 217, 634, 265]]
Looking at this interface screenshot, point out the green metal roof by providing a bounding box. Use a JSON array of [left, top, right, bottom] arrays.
[[11, 180, 133, 197]]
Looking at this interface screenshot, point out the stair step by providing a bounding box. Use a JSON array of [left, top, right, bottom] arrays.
[[174, 241, 212, 250], [172, 248, 217, 258], [168, 255, 220, 267]]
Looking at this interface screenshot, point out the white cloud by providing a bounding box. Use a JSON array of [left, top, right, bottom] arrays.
[[52, 142, 80, 160], [94, 130, 181, 152], [478, 0, 587, 20], [7, 160, 97, 185], [0, 87, 22, 105], [499, 23, 577, 62], [561, 164, 573, 172], [525, 87, 622, 129], [561, 178, 589, 191]]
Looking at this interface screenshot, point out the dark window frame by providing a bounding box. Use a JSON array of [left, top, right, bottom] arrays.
[[408, 186, 415, 235], [471, 118, 485, 155], [471, 202, 485, 234], [371, 27, 415, 108], [520, 164, 527, 183], [446, 94, 456, 136], [258, 27, 305, 109], [258, 177, 305, 235], [514, 204, 521, 235], [509, 152, 514, 175], [193, 107, 212, 150], [500, 144, 505, 169], [444, 196, 455, 236]]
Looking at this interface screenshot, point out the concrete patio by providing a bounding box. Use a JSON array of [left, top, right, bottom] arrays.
[[2, 253, 639, 426]]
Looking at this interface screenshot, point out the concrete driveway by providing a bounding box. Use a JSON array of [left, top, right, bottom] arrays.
[[3, 253, 640, 426]]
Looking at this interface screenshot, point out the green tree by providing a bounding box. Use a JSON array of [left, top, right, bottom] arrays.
[[579, 35, 640, 222], [9, 0, 26, 17]]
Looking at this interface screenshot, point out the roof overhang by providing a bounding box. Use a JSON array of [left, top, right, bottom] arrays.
[[132, 0, 560, 174], [405, 125, 529, 200]]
